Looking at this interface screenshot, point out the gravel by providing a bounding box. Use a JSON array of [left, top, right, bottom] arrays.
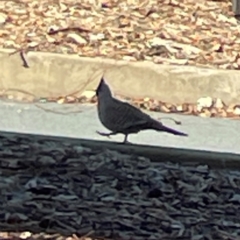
[[0, 133, 240, 240]]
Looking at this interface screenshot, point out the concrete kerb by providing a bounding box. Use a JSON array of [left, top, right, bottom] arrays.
[[1, 131, 240, 170], [1, 48, 240, 104]]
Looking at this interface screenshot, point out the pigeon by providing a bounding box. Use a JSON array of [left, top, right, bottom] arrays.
[[96, 77, 188, 143]]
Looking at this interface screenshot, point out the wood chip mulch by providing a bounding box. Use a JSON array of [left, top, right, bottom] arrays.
[[0, 133, 240, 240]]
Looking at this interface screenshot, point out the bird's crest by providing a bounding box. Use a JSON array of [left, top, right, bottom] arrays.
[[96, 76, 112, 97]]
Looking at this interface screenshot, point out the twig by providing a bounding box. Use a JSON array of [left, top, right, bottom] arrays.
[[1, 88, 36, 97], [48, 27, 91, 35], [158, 117, 182, 125], [0, 88, 37, 103], [8, 48, 24, 56], [20, 51, 29, 68], [35, 104, 82, 115], [67, 58, 123, 97], [9, 49, 29, 68]]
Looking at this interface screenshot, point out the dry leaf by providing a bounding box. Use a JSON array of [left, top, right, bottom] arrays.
[[67, 33, 87, 45], [197, 96, 213, 110], [0, 13, 7, 25], [233, 106, 240, 115]]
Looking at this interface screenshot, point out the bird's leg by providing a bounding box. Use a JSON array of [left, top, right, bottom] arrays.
[[123, 134, 131, 144], [96, 131, 117, 138]]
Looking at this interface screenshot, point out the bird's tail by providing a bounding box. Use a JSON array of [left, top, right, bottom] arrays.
[[150, 120, 188, 137]]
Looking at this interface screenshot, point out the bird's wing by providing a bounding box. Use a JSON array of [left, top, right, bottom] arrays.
[[112, 98, 152, 129]]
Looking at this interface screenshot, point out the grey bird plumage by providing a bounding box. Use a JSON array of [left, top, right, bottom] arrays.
[[96, 77, 188, 143]]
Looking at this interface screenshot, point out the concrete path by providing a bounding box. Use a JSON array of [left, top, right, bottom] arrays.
[[0, 100, 239, 154]]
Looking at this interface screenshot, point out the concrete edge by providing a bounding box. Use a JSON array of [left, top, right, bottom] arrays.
[[2, 48, 240, 105], [1, 130, 240, 170]]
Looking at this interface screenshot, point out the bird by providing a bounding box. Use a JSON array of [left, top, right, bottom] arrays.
[[95, 77, 188, 143]]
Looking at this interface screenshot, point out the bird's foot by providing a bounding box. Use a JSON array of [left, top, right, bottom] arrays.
[[96, 131, 111, 138], [122, 135, 132, 144]]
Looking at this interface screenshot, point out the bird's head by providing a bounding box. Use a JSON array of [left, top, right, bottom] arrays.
[[95, 76, 112, 98]]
